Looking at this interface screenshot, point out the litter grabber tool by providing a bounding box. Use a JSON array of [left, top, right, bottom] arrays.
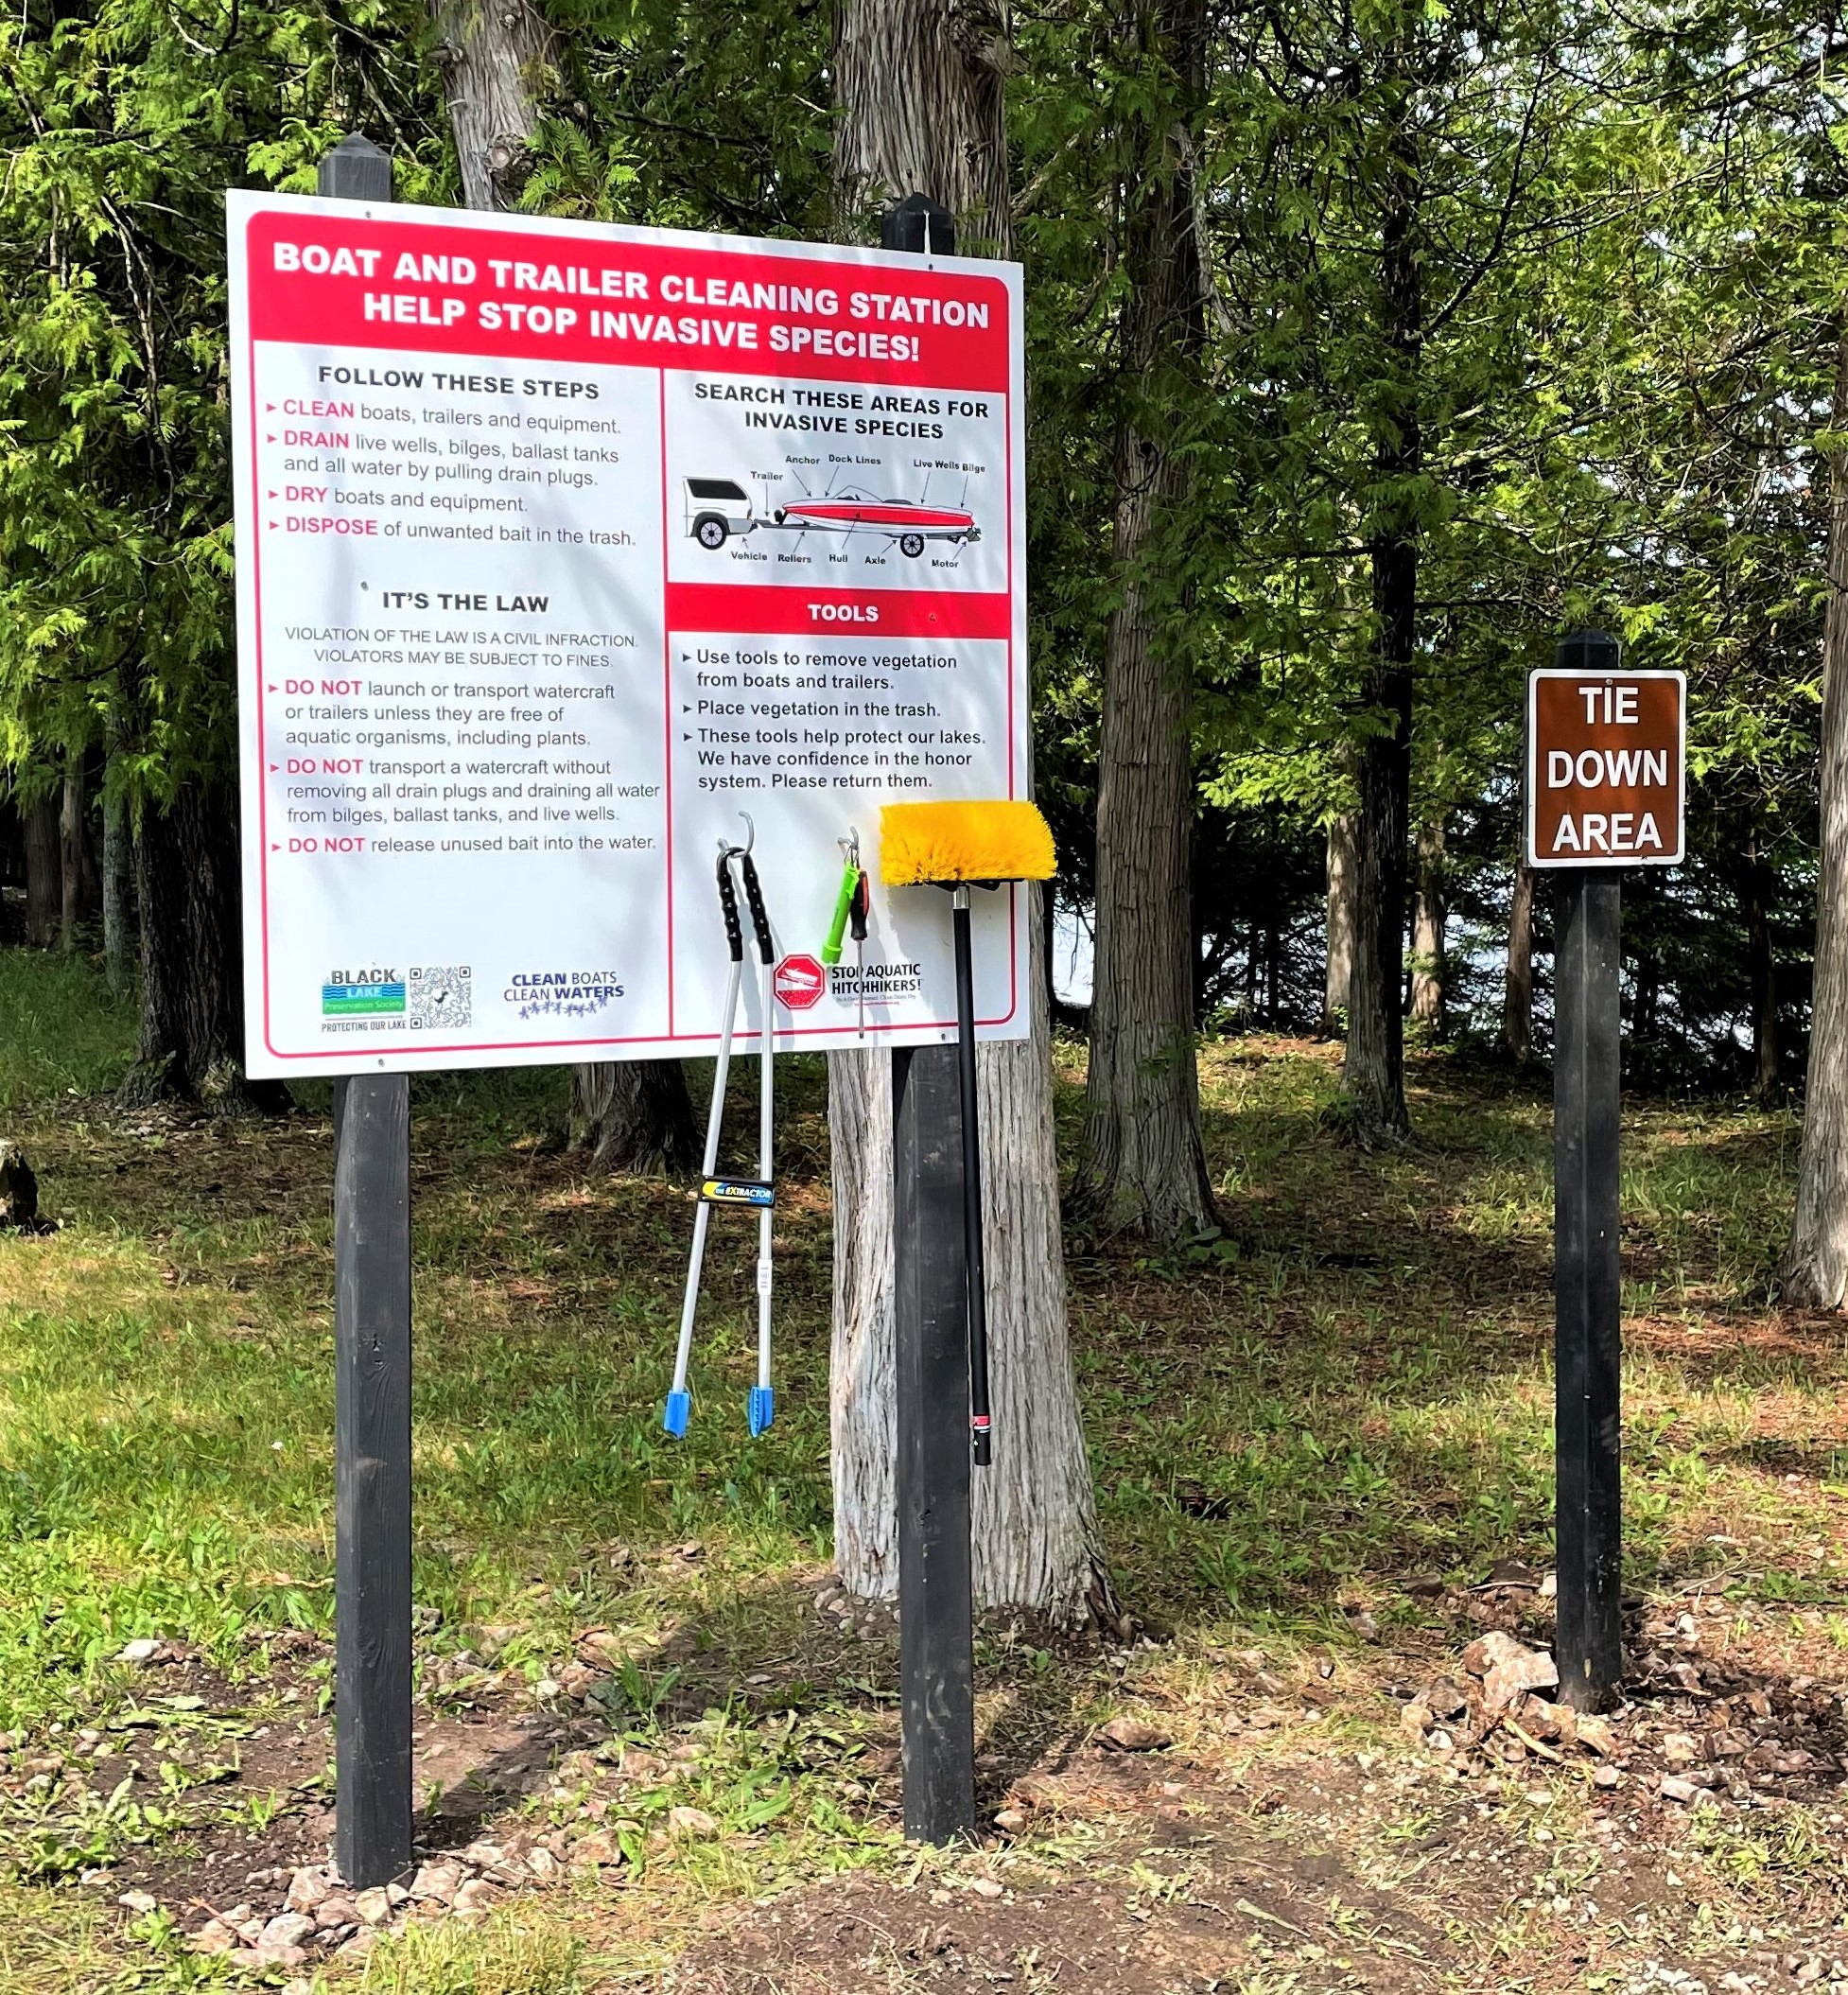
[[880, 800, 1056, 1466], [665, 814, 779, 1440], [822, 830, 871, 1039]]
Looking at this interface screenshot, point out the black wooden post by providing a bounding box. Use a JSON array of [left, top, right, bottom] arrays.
[[318, 132, 415, 1887], [1552, 629, 1624, 1711], [883, 191, 976, 1846]]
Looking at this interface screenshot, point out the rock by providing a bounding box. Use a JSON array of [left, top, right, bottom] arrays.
[[1659, 1774, 1705, 1803], [315, 1897, 359, 1932], [993, 1809, 1027, 1833], [0, 1143, 39, 1228], [1400, 1701, 1433, 1739], [257, 1913, 316, 1951], [190, 1921, 240, 1954], [1424, 1678, 1469, 1721], [670, 1540, 705, 1562], [452, 1879, 498, 1914], [409, 1862, 462, 1904], [1097, 1716, 1171, 1753], [1592, 1763, 1622, 1789], [116, 1889, 158, 1915], [1477, 1639, 1559, 1713], [114, 1638, 161, 1666], [1575, 1712, 1618, 1758], [668, 1805, 719, 1838], [557, 1662, 597, 1700], [968, 1878, 1003, 1899], [354, 1888, 393, 1927], [527, 1847, 561, 1879], [1660, 1731, 1700, 1768], [1708, 1729, 1752, 1759], [1459, 1631, 1531, 1676], [285, 1867, 332, 1914], [534, 1676, 563, 1700], [253, 1943, 308, 1969], [335, 1932, 378, 1963], [571, 1833, 619, 1868]]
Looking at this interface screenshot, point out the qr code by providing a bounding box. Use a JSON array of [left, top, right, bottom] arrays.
[[409, 965, 471, 1030]]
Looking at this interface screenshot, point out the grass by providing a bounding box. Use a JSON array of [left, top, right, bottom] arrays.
[[1, 951, 1845, 1988]]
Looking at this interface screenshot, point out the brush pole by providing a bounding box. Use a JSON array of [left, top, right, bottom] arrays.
[[951, 889, 991, 1465]]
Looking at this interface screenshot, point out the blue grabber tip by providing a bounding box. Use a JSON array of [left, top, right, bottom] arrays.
[[747, 1386, 775, 1437], [663, 1390, 691, 1438]]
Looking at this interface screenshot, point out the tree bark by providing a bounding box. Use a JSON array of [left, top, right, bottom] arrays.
[[429, 0, 551, 212], [59, 758, 86, 953], [1504, 859, 1535, 1062], [124, 779, 279, 1109], [1323, 812, 1357, 1035], [1342, 70, 1420, 1146], [1409, 817, 1445, 1032], [102, 731, 132, 997], [1745, 829, 1778, 1103], [1783, 334, 1848, 1304], [568, 1060, 699, 1174], [23, 793, 60, 949], [828, 0, 1106, 1622], [1068, 0, 1216, 1238]]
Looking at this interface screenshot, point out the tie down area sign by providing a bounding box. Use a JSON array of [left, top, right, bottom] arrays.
[[1526, 668, 1685, 868]]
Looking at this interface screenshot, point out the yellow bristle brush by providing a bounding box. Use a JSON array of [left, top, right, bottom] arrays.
[[878, 798, 1056, 1467], [878, 799, 1055, 886]]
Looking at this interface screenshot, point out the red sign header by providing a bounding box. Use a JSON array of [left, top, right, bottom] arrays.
[[242, 209, 1010, 393]]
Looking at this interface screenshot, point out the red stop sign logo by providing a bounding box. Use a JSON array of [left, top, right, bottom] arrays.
[[774, 954, 826, 1010]]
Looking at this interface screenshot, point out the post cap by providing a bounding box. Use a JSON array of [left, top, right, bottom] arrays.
[[318, 133, 392, 203], [1554, 627, 1621, 673], [881, 193, 955, 257]]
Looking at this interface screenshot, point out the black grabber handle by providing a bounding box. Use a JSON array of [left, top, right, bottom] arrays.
[[849, 871, 870, 941], [716, 849, 744, 963], [738, 851, 776, 964]]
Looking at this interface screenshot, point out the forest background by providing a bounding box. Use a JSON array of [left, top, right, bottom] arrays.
[[2, 0, 1839, 1154]]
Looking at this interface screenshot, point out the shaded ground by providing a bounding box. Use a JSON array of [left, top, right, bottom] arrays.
[[4, 954, 1848, 1991]]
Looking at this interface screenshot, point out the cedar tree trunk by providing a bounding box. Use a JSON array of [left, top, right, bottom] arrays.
[[1068, 0, 1216, 1238], [1783, 330, 1848, 1304], [23, 794, 60, 948], [1409, 817, 1445, 1031], [1504, 858, 1535, 1061], [828, 0, 1106, 1623], [1323, 812, 1357, 1035], [1343, 79, 1420, 1146], [430, 0, 551, 211], [569, 1061, 699, 1174]]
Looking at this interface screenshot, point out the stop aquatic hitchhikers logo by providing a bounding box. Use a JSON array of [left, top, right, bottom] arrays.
[[322, 967, 405, 1018]]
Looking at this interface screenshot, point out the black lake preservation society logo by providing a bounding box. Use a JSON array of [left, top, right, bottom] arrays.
[[319, 966, 472, 1033]]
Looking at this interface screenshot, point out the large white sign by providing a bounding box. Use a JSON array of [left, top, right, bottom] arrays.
[[228, 193, 1028, 1077]]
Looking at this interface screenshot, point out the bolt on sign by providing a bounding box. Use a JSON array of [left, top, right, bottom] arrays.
[[1525, 669, 1685, 868]]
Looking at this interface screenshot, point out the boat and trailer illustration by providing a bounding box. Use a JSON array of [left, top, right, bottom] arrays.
[[683, 478, 981, 559]]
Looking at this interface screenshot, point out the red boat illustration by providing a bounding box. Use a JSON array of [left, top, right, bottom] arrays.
[[685, 477, 980, 559], [773, 491, 980, 558]]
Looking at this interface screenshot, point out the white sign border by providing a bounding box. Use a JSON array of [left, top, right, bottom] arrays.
[[1524, 666, 1686, 871]]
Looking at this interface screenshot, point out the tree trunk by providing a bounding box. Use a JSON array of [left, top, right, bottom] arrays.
[[23, 794, 60, 948], [1503, 858, 1535, 1062], [1784, 336, 1848, 1303], [59, 758, 85, 953], [429, 0, 551, 211], [102, 734, 132, 997], [1323, 812, 1357, 1035], [1343, 83, 1420, 1146], [1746, 829, 1777, 1103], [568, 1060, 699, 1174], [1409, 817, 1445, 1032], [828, 0, 1105, 1622], [125, 779, 280, 1110], [1068, 0, 1216, 1238]]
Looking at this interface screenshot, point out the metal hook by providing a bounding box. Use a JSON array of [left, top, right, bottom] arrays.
[[737, 811, 757, 855], [837, 826, 861, 868]]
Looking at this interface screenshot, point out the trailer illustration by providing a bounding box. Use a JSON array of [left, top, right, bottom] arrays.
[[685, 478, 980, 559]]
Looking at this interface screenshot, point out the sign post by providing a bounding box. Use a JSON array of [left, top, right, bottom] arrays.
[[314, 134, 416, 1891], [885, 193, 978, 1848], [1526, 632, 1685, 1709], [229, 170, 1029, 1855]]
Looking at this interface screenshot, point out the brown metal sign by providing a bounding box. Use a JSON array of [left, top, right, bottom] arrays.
[[1526, 669, 1685, 868]]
